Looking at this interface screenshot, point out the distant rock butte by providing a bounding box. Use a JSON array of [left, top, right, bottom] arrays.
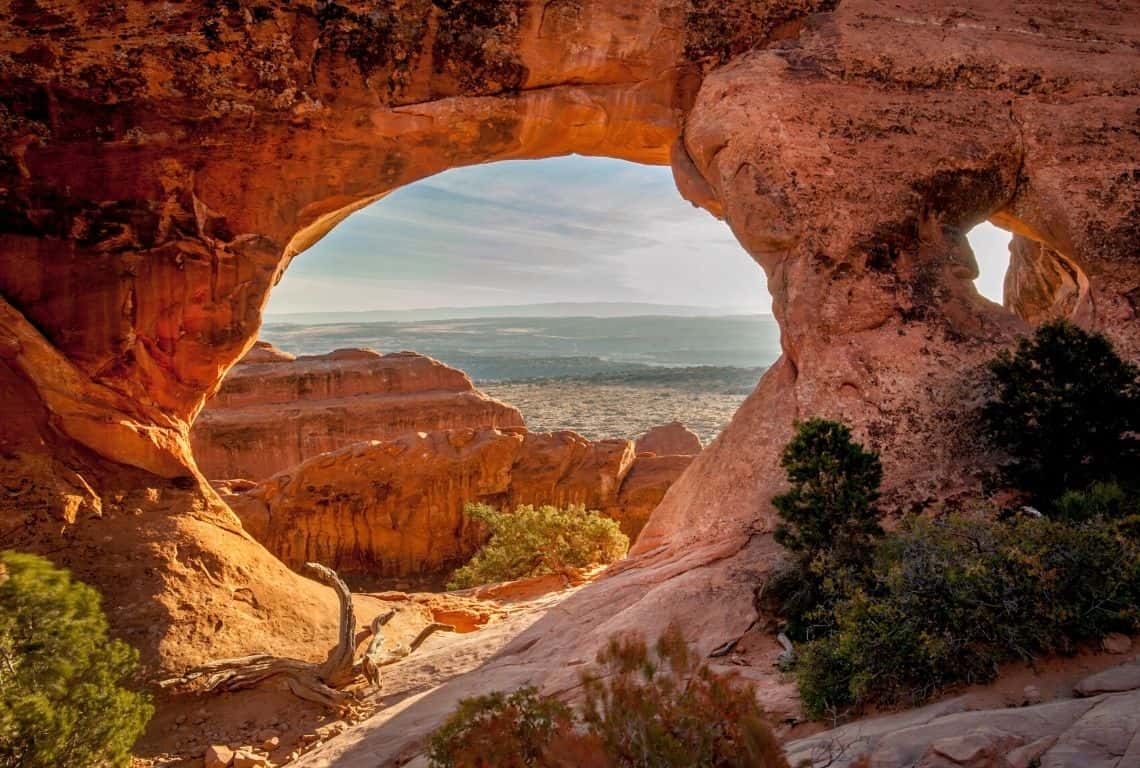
[[223, 426, 694, 580], [190, 343, 525, 480], [635, 421, 703, 456]]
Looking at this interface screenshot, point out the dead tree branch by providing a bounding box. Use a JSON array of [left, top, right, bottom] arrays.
[[160, 563, 452, 708]]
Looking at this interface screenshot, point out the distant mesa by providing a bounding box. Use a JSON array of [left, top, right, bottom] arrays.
[[191, 341, 524, 480], [240, 340, 296, 364]]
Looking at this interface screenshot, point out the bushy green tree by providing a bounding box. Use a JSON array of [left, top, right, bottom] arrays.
[[447, 504, 629, 590], [983, 318, 1140, 508], [769, 419, 884, 638], [772, 418, 884, 565], [0, 551, 153, 768]]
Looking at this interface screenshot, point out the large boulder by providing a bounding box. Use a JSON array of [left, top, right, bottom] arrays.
[[635, 421, 703, 456]]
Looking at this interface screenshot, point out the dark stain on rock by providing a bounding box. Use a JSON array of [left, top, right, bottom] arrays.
[[683, 0, 839, 69], [431, 0, 529, 95]]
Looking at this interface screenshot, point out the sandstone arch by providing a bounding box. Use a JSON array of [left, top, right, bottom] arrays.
[[1, 2, 1138, 731]]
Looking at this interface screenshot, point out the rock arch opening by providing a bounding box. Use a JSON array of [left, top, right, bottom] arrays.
[[967, 221, 1013, 306], [968, 216, 1094, 326], [197, 154, 780, 588]]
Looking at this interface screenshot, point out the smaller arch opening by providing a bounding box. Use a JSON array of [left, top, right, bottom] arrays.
[[967, 219, 1091, 326], [967, 221, 1013, 306]]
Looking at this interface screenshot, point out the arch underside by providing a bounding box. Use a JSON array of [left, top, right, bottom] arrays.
[[0, 1, 1137, 743]]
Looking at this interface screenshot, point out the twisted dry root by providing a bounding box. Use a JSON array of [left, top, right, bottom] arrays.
[[160, 563, 455, 709]]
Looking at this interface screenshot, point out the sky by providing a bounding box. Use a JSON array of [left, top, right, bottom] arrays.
[[266, 156, 1011, 315]]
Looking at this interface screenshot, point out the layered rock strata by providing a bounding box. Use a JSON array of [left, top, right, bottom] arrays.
[[224, 427, 693, 580], [190, 343, 524, 480]]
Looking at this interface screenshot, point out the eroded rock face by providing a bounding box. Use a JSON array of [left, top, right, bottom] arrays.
[[635, 421, 703, 456], [225, 426, 691, 580], [191, 343, 523, 480], [0, 0, 1137, 715]]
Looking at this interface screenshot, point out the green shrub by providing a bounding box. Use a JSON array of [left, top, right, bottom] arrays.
[[772, 419, 884, 564], [769, 419, 884, 638], [427, 686, 571, 768], [427, 625, 788, 768], [982, 318, 1140, 509], [0, 551, 153, 768], [447, 504, 629, 590], [795, 514, 1140, 717], [1054, 481, 1139, 524]]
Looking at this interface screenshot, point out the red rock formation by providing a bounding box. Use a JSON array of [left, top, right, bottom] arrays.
[[0, 0, 1137, 718], [225, 426, 689, 580], [191, 343, 523, 480], [603, 454, 695, 540], [635, 421, 703, 456]]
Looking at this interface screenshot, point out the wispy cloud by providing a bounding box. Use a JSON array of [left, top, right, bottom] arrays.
[[271, 156, 770, 313], [269, 156, 1010, 315]]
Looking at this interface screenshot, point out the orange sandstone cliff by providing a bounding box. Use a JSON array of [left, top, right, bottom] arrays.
[[191, 342, 524, 480], [224, 427, 693, 581]]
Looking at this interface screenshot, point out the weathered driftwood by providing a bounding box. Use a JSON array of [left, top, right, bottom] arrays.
[[360, 610, 456, 689], [160, 563, 455, 708]]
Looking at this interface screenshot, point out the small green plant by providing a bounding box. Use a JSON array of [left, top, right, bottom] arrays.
[[769, 419, 884, 638], [0, 551, 153, 768], [427, 624, 788, 768], [794, 514, 1140, 718], [447, 504, 629, 590], [983, 318, 1140, 509], [427, 686, 571, 768]]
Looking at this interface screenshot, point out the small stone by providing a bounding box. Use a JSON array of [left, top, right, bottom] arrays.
[[175, 714, 187, 725], [300, 733, 318, 744], [204, 744, 235, 768], [1102, 632, 1133, 655], [315, 722, 344, 740], [262, 736, 280, 751], [1022, 684, 1042, 705], [233, 750, 269, 768]]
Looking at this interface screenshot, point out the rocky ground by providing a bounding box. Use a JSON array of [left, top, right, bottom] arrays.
[[133, 574, 590, 768]]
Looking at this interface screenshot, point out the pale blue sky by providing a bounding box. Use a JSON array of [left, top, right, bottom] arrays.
[[267, 156, 1011, 315]]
